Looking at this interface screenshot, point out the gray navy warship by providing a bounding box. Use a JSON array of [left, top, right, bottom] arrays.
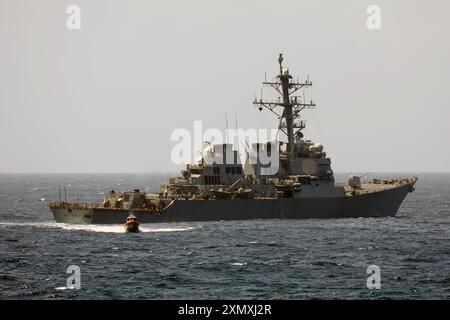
[[50, 54, 417, 224]]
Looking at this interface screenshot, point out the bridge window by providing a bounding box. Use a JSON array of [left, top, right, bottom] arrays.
[[225, 166, 243, 175], [299, 176, 311, 185], [205, 175, 221, 185]]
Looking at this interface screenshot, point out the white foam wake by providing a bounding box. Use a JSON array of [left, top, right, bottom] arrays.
[[0, 221, 196, 233], [58, 224, 195, 233]]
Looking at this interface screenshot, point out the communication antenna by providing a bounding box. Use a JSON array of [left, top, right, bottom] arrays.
[[235, 113, 240, 154], [225, 113, 229, 144], [243, 139, 252, 154], [58, 185, 61, 202], [253, 53, 316, 169], [64, 186, 67, 202]]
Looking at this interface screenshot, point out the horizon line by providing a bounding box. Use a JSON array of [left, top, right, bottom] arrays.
[[0, 171, 445, 175]]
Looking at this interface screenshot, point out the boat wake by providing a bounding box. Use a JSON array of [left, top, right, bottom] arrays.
[[0, 221, 196, 233], [58, 224, 195, 233]]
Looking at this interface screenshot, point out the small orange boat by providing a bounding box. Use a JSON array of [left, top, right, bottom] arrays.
[[124, 214, 140, 233]]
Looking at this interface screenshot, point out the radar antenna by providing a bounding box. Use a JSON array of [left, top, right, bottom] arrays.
[[253, 53, 316, 162]]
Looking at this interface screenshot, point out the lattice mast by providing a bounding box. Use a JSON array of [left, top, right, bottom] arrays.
[[253, 53, 316, 162]]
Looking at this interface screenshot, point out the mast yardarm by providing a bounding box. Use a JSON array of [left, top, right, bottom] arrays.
[[253, 53, 316, 164]]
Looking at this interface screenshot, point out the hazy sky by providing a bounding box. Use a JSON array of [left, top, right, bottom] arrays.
[[1, 0, 449, 173]]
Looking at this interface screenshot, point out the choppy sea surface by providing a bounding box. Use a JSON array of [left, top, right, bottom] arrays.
[[0, 173, 449, 299]]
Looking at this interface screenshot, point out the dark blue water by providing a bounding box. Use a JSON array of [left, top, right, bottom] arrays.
[[0, 173, 449, 299]]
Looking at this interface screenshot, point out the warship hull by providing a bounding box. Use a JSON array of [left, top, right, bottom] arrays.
[[51, 181, 414, 224], [49, 55, 418, 225]]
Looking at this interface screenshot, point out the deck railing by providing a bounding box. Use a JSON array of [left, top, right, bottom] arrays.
[[49, 201, 103, 210]]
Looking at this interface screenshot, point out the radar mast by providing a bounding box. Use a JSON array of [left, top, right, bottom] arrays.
[[253, 53, 316, 164]]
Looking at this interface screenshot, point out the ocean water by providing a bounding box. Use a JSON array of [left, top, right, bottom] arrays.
[[0, 173, 449, 299]]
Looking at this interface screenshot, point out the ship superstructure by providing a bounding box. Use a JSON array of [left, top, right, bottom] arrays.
[[50, 54, 416, 224]]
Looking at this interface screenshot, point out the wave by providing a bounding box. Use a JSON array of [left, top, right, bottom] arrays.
[[230, 262, 247, 266], [0, 221, 195, 233], [58, 224, 195, 233]]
